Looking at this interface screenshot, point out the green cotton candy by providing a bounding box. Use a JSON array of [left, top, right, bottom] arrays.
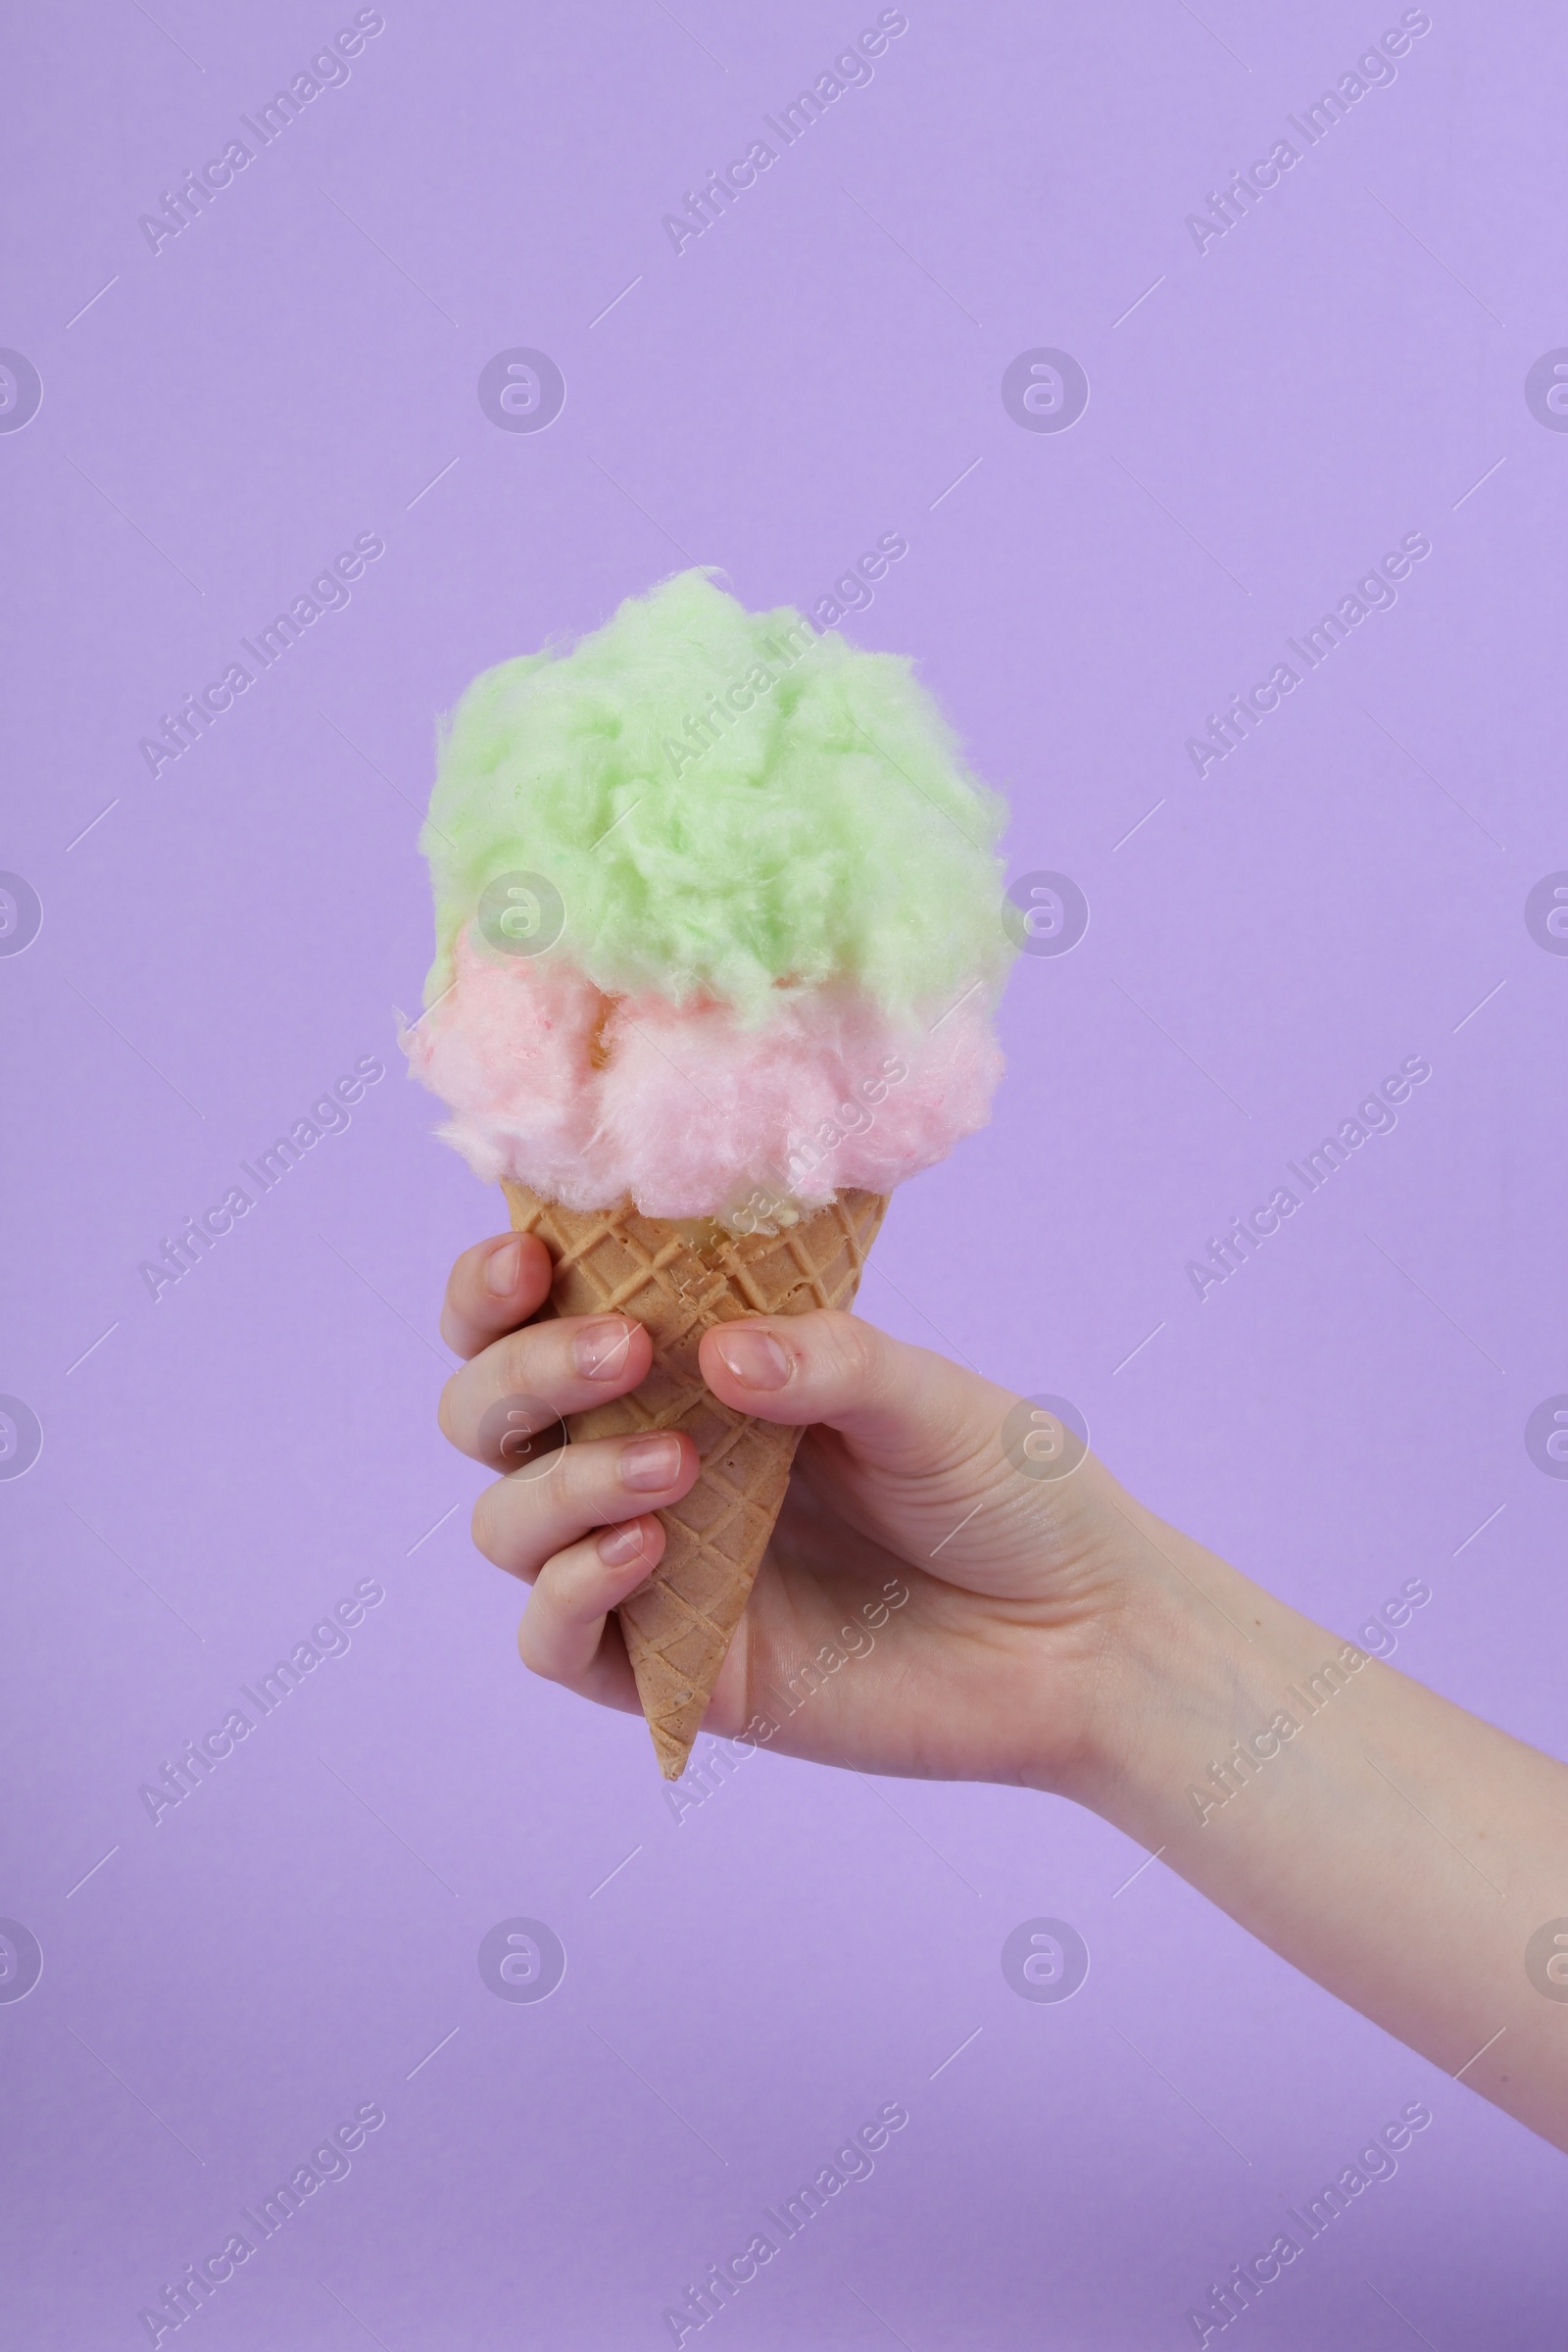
[[419, 567, 1012, 1024]]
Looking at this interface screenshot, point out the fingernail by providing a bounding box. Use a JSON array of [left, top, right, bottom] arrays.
[[485, 1239, 522, 1296], [598, 1519, 649, 1567], [618, 1434, 683, 1492], [712, 1326, 791, 1390], [573, 1317, 632, 1380]]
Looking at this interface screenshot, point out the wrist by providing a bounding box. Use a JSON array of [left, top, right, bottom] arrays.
[[1055, 1494, 1379, 1866], [1036, 1492, 1289, 1826]]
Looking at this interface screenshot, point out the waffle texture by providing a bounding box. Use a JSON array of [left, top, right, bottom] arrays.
[[501, 1181, 888, 1777]]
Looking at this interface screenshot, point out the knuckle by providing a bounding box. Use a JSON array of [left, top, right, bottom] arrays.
[[496, 1326, 547, 1395], [544, 1437, 599, 1511], [515, 1612, 551, 1679], [514, 1608, 552, 1684], [469, 1485, 505, 1562], [443, 1254, 483, 1335], [465, 1486, 514, 1561], [818, 1308, 882, 1393], [554, 1547, 600, 1616]]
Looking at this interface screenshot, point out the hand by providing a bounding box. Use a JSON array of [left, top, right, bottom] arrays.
[[438, 1229, 1568, 2156], [436, 1227, 1158, 1788]]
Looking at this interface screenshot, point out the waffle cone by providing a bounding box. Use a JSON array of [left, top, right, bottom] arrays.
[[501, 1180, 888, 1778]]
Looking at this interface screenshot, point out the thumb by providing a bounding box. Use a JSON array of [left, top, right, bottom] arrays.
[[699, 1310, 1025, 1477]]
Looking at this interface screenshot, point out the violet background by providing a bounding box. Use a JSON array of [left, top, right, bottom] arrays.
[[3, 1, 1565, 2344]]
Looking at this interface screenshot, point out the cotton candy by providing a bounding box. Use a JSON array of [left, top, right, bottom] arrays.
[[417, 568, 1011, 1026], [405, 925, 1002, 1217], [409, 571, 1012, 1215]]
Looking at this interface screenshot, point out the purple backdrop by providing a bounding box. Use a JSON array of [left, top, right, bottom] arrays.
[[3, 2, 1565, 2343]]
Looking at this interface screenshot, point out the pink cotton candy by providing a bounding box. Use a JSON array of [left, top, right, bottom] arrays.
[[403, 926, 1002, 1218]]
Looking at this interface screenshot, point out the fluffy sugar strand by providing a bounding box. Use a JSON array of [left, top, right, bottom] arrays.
[[418, 568, 1012, 1026], [405, 930, 1002, 1219]]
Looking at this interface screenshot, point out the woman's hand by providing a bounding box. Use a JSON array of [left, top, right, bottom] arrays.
[[437, 1225, 1568, 2154], [435, 1227, 1160, 1791]]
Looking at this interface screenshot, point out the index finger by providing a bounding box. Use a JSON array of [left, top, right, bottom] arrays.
[[440, 1230, 556, 1359]]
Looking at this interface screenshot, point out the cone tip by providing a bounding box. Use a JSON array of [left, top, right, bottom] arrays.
[[653, 1726, 696, 1780]]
